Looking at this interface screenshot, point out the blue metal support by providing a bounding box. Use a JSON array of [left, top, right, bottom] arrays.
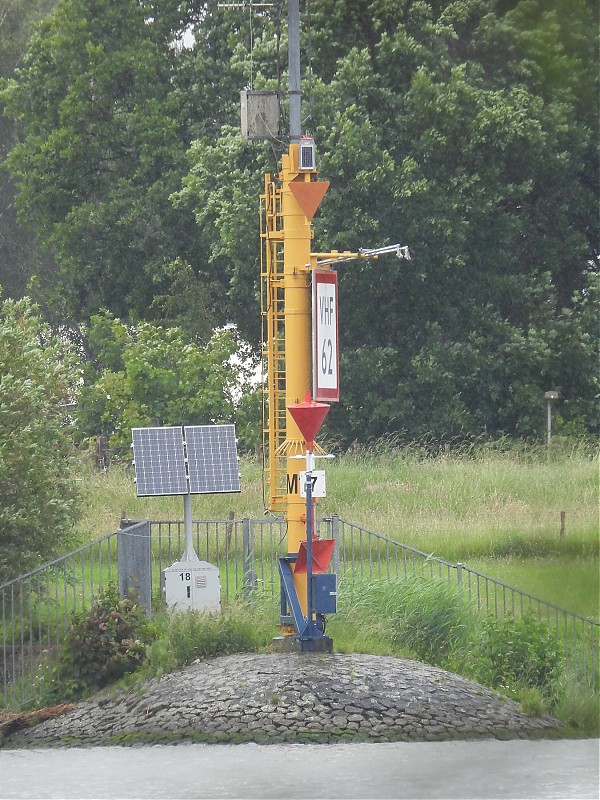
[[277, 556, 307, 636]]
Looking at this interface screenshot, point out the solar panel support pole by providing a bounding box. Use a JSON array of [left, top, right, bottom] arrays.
[[181, 492, 199, 562]]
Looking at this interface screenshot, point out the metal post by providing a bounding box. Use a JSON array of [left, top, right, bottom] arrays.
[[544, 391, 558, 454], [281, 151, 312, 617], [288, 0, 301, 142], [332, 515, 341, 584], [304, 455, 315, 638], [181, 493, 197, 562]]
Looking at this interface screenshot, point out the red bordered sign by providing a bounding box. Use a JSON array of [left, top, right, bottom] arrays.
[[313, 270, 339, 402]]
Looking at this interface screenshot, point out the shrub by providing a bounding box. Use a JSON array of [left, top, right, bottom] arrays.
[[51, 586, 156, 700], [470, 613, 563, 695]]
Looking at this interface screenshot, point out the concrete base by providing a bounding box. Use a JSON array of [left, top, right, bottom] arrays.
[[272, 635, 334, 653]]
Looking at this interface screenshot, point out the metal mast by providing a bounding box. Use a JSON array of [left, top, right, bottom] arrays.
[[287, 0, 301, 142]]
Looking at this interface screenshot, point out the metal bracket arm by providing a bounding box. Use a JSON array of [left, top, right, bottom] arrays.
[[308, 244, 410, 268]]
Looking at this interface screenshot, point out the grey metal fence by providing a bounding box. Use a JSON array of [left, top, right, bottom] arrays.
[[327, 517, 599, 690], [1, 527, 121, 712], [2, 516, 598, 712]]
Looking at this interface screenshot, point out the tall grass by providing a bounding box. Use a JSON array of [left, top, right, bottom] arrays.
[[334, 575, 477, 665], [74, 453, 264, 541], [328, 575, 599, 736], [319, 436, 598, 562], [74, 436, 598, 620]]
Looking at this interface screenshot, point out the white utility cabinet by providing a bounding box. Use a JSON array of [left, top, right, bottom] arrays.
[[162, 559, 221, 613]]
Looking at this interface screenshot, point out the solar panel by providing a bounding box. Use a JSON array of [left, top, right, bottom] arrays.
[[185, 424, 241, 494], [132, 427, 188, 496]]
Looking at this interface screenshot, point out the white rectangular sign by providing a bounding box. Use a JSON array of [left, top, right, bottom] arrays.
[[299, 470, 327, 498], [313, 270, 339, 402]]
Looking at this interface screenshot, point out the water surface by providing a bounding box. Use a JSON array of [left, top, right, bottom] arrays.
[[1, 739, 598, 799]]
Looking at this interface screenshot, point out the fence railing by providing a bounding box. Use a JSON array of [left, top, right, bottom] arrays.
[[2, 516, 598, 711], [1, 528, 120, 712], [327, 517, 599, 689]]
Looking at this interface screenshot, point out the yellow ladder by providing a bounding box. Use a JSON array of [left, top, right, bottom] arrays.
[[261, 174, 287, 512]]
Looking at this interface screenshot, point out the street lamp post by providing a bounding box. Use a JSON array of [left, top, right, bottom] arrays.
[[544, 391, 559, 451]]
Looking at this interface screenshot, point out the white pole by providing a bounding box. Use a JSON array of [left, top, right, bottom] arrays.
[[182, 493, 198, 562]]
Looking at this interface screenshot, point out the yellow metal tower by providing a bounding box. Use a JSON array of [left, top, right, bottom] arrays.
[[262, 143, 330, 620]]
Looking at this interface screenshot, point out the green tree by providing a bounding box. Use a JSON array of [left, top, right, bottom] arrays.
[[311, 0, 599, 443], [0, 0, 59, 303], [2, 0, 598, 443], [0, 0, 225, 330], [76, 313, 261, 452], [0, 295, 81, 583]]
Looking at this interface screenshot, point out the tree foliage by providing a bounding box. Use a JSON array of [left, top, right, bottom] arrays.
[[0, 295, 80, 583], [75, 313, 261, 452], [1, 0, 235, 332], [0, 0, 60, 303], [308, 0, 599, 443], [1, 0, 598, 444]]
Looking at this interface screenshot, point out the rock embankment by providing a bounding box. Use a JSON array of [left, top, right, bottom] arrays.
[[3, 653, 562, 747]]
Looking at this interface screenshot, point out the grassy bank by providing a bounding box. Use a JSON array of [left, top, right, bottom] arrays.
[[76, 438, 599, 619]]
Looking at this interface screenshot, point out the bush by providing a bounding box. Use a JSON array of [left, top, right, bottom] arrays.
[[469, 613, 563, 695], [50, 586, 156, 700], [0, 296, 81, 583]]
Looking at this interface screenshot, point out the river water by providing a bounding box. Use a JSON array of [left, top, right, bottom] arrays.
[[1, 739, 598, 799]]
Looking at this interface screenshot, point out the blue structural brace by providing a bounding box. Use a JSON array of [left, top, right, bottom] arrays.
[[278, 556, 308, 636]]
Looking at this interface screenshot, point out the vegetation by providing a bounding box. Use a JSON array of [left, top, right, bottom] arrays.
[[0, 0, 597, 738], [0, 295, 81, 584], [43, 439, 595, 735], [141, 603, 277, 682], [76, 312, 261, 452], [329, 576, 598, 735], [320, 436, 599, 565], [40, 588, 277, 702], [38, 577, 597, 736], [0, 0, 598, 446], [0, 0, 597, 579], [45, 586, 157, 702], [73, 438, 598, 619]]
